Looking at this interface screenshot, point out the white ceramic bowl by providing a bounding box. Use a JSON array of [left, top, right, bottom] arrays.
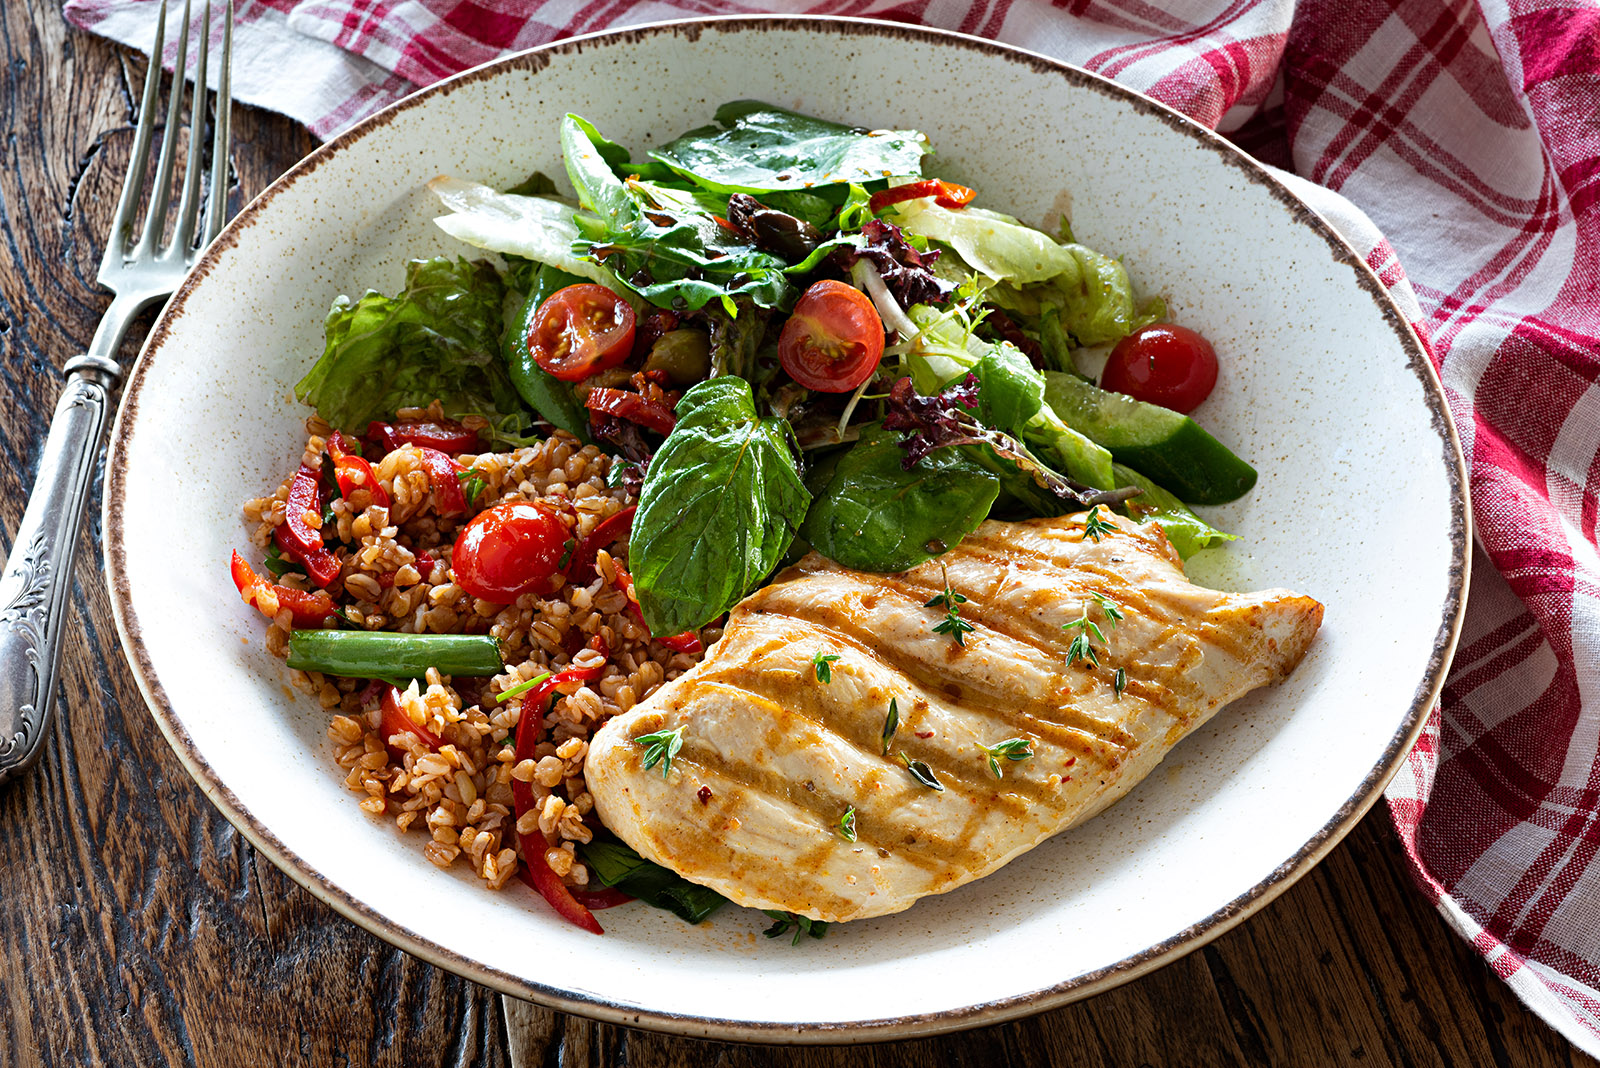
[[104, 17, 1468, 1042]]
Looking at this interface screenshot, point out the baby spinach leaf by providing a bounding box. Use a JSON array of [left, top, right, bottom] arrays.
[[629, 377, 811, 635], [801, 425, 999, 572], [579, 835, 728, 925], [971, 343, 1044, 433], [649, 100, 928, 195], [296, 257, 526, 434]]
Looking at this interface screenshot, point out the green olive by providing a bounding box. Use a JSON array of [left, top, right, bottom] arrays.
[[644, 329, 712, 385]]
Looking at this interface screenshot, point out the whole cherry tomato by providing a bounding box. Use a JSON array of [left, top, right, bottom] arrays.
[[777, 280, 885, 393], [450, 501, 568, 603], [529, 284, 636, 383], [1100, 324, 1220, 413]]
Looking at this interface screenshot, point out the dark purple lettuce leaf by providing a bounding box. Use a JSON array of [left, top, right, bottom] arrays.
[[834, 220, 955, 308]]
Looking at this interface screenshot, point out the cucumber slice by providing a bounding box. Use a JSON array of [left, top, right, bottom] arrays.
[[1042, 372, 1257, 504]]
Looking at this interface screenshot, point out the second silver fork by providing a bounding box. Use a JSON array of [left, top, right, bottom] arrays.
[[0, 0, 234, 783]]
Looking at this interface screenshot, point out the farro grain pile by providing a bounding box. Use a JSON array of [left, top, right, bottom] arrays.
[[241, 405, 710, 895]]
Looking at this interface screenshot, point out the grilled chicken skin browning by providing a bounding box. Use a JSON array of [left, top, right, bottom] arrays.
[[585, 512, 1324, 922]]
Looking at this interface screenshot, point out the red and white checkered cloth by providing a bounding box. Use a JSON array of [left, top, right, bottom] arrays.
[[63, 0, 1600, 1053]]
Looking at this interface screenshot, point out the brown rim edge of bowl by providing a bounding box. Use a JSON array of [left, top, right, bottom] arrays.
[[102, 14, 1471, 1046]]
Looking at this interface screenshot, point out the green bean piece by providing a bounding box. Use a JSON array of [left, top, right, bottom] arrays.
[[286, 630, 504, 682]]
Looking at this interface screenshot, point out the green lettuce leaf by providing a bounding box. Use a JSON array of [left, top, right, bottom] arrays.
[[891, 201, 1159, 346], [426, 176, 633, 296], [296, 257, 525, 435], [629, 377, 811, 634], [649, 100, 928, 195]]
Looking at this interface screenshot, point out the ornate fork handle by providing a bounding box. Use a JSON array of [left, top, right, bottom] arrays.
[[0, 355, 121, 783]]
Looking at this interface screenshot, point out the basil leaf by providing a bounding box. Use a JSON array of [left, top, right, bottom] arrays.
[[649, 100, 928, 195], [579, 836, 728, 925], [296, 257, 524, 435], [629, 377, 811, 634], [801, 425, 998, 572]]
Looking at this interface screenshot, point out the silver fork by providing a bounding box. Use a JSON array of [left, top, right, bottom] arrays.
[[0, 0, 234, 783]]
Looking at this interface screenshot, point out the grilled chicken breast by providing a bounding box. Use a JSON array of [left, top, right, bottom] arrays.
[[586, 512, 1323, 922]]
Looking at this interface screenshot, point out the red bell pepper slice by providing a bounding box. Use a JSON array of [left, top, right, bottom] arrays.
[[584, 388, 677, 437], [416, 447, 468, 516], [273, 463, 341, 589], [364, 418, 484, 458], [510, 634, 610, 934], [570, 885, 634, 909], [609, 559, 702, 654], [565, 505, 637, 587], [229, 550, 336, 627], [327, 431, 391, 507], [868, 179, 977, 213], [380, 683, 442, 756]]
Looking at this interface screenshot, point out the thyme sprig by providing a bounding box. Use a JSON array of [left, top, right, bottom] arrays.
[[1062, 591, 1124, 669], [635, 727, 685, 779], [812, 651, 841, 683], [1082, 505, 1117, 543], [980, 738, 1035, 779], [926, 564, 974, 646]]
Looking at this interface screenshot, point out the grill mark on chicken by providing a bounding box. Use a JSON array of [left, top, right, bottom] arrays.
[[684, 658, 1065, 817], [622, 715, 1005, 879], [751, 587, 1142, 756]]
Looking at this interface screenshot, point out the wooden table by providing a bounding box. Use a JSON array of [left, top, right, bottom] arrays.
[[0, 5, 1593, 1066]]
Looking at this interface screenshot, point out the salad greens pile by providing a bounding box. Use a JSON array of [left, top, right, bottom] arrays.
[[295, 101, 1256, 640]]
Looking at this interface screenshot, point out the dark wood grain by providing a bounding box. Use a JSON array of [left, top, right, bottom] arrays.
[[0, 2, 1592, 1065]]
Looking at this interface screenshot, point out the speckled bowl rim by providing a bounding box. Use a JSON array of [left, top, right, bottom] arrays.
[[102, 14, 1470, 1045]]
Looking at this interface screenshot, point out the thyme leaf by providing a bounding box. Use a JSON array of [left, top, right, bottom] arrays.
[[1113, 667, 1127, 698], [881, 698, 900, 756], [899, 751, 944, 791]]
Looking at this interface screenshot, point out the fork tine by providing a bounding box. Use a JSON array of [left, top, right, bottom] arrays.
[[201, 0, 233, 246], [171, 0, 211, 254], [134, 0, 193, 257], [102, 0, 168, 273]]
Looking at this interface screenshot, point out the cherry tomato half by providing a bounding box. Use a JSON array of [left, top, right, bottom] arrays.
[[450, 501, 568, 604], [777, 280, 886, 393], [529, 284, 636, 383], [1100, 324, 1220, 414]]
